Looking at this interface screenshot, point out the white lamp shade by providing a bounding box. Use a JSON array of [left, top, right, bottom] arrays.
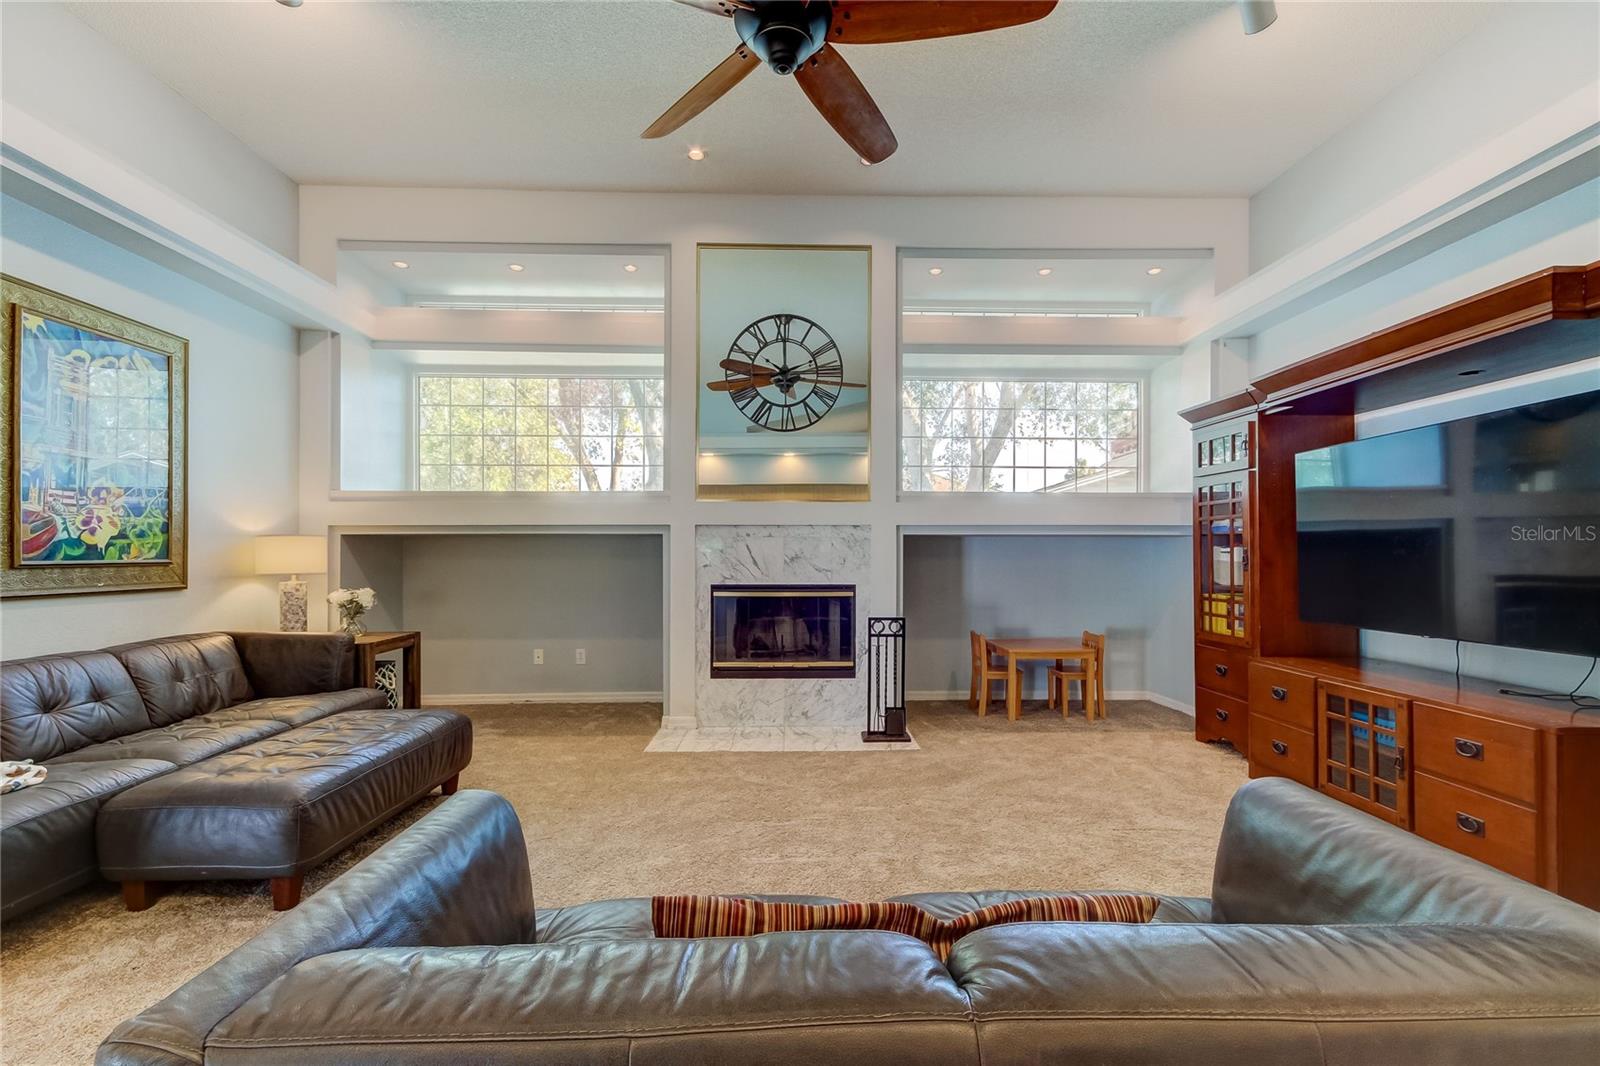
[[255, 535, 326, 576]]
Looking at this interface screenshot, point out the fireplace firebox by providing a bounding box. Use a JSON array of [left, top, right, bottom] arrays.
[[710, 584, 856, 678]]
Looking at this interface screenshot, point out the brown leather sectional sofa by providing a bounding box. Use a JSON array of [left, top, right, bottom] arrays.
[[0, 632, 469, 918], [99, 779, 1600, 1065]]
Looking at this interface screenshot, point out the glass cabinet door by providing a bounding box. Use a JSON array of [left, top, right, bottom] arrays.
[[1319, 682, 1410, 827], [1195, 475, 1249, 644]]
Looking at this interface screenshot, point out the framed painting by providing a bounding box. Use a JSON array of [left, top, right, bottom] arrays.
[[1, 276, 187, 597], [696, 244, 871, 501]]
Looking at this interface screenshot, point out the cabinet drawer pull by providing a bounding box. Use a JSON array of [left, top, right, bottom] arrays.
[[1214, 664, 1229, 677], [1214, 708, 1229, 722], [1270, 740, 1288, 756], [1456, 812, 1485, 836], [1270, 686, 1287, 701], [1454, 738, 1485, 760]]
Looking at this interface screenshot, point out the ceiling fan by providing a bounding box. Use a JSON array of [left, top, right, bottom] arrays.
[[643, 1, 1060, 165]]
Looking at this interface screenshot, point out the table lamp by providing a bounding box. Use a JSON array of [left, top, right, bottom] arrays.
[[255, 535, 326, 632]]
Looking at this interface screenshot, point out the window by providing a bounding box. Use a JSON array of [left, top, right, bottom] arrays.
[[416, 374, 663, 492], [900, 378, 1140, 493]]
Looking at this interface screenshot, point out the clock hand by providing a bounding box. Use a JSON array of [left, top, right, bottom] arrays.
[[793, 377, 867, 388]]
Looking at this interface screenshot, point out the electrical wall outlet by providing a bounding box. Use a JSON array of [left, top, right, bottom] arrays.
[[533, 648, 544, 665], [575, 648, 587, 665]]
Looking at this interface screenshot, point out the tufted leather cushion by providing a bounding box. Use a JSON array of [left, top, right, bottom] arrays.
[[97, 709, 473, 880], [202, 689, 390, 729], [107, 634, 252, 726], [47, 713, 291, 767], [0, 651, 152, 762], [0, 757, 175, 920]]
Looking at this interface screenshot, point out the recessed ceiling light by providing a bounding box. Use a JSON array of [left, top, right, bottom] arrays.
[[1037, 268, 1053, 277], [391, 260, 409, 269], [1146, 266, 1164, 276], [859, 157, 873, 166], [624, 263, 638, 273], [508, 263, 525, 272], [687, 146, 706, 161], [782, 452, 797, 458], [928, 267, 943, 276]]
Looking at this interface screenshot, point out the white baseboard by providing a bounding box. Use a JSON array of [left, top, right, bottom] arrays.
[[659, 714, 698, 730], [907, 689, 1194, 715], [424, 691, 664, 706]]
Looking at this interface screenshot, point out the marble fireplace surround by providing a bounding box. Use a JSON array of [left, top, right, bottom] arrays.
[[650, 524, 917, 752]]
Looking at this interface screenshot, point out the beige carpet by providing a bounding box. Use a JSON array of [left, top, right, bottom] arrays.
[[0, 699, 1245, 1065]]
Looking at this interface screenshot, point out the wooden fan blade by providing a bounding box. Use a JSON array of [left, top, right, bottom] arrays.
[[793, 45, 897, 164], [670, 0, 752, 17], [642, 46, 760, 139], [830, 1, 1058, 44], [707, 376, 769, 392], [719, 358, 775, 377]]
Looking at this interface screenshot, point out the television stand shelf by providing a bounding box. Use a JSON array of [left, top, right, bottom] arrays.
[[1180, 263, 1600, 908], [1248, 655, 1600, 908]]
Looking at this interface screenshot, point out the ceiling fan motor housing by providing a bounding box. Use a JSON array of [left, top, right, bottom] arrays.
[[734, 1, 831, 76]]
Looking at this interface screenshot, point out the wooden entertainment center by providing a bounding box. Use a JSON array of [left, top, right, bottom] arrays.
[[1180, 262, 1600, 908]]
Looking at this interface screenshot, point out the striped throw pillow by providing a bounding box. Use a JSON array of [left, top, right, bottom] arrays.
[[651, 892, 1159, 961]]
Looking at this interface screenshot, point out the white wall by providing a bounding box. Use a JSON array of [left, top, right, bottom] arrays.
[[1251, 178, 1600, 376], [337, 335, 408, 491], [300, 186, 1226, 720], [903, 534, 1193, 707], [0, 3, 299, 260], [0, 191, 300, 658], [1248, 2, 1600, 271]]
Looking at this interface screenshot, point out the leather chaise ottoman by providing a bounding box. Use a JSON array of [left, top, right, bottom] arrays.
[[95, 708, 472, 910]]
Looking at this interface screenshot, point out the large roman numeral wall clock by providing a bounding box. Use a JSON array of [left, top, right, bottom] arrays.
[[706, 313, 867, 432], [696, 243, 871, 502]]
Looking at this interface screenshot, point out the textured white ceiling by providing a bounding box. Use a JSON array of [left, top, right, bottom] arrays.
[[64, 0, 1498, 197]]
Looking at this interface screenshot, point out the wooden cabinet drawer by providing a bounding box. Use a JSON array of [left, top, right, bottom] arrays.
[[1195, 688, 1248, 749], [1250, 662, 1315, 731], [1195, 644, 1249, 699], [1413, 702, 1539, 806], [1414, 772, 1538, 883], [1248, 717, 1315, 787]]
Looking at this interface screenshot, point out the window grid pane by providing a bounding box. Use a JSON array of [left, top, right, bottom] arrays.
[[900, 378, 1139, 493], [417, 374, 663, 492]]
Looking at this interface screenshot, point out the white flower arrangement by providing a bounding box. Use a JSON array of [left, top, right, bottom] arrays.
[[328, 586, 377, 634]]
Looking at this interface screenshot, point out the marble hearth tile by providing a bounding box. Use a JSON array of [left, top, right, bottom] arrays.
[[783, 727, 921, 751], [676, 730, 737, 752], [643, 727, 689, 752], [729, 727, 787, 751]]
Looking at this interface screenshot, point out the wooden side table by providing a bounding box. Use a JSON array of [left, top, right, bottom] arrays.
[[354, 631, 422, 708]]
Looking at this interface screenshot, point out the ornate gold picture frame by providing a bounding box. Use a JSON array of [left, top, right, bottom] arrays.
[[2, 276, 188, 598]]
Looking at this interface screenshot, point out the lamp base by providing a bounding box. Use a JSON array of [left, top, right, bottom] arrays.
[[278, 578, 308, 632]]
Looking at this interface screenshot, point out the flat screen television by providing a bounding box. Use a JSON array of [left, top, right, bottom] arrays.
[[1295, 390, 1600, 657]]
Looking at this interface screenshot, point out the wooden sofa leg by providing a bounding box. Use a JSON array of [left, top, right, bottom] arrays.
[[270, 875, 303, 911], [440, 772, 460, 796], [122, 880, 158, 912]]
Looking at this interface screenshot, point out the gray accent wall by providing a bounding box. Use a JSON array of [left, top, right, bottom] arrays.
[[340, 533, 664, 698], [903, 534, 1193, 706]]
